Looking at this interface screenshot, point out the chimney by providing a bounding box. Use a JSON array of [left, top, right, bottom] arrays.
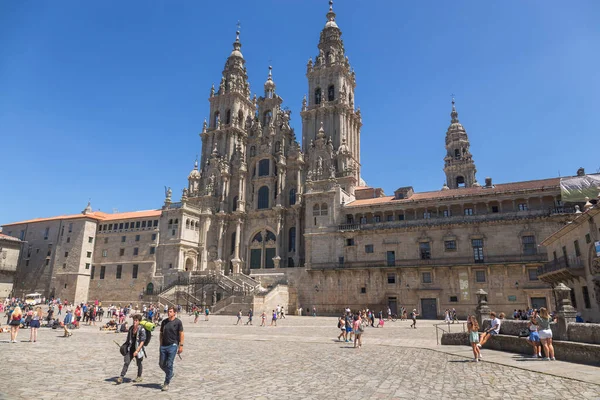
[[485, 177, 493, 188]]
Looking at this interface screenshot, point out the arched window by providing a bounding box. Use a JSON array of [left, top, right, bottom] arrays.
[[263, 110, 272, 126], [185, 219, 190, 229], [174, 219, 179, 224], [313, 204, 320, 216], [258, 186, 270, 209], [456, 176, 465, 188], [265, 231, 276, 242], [328, 85, 335, 101], [258, 159, 270, 176], [315, 88, 322, 105], [288, 227, 296, 252], [454, 149, 460, 159], [225, 109, 231, 124], [238, 110, 244, 127], [252, 232, 263, 243], [168, 219, 173, 225], [321, 203, 328, 216], [250, 146, 256, 157], [232, 196, 238, 212], [213, 111, 220, 128], [289, 188, 297, 206], [146, 282, 154, 295]]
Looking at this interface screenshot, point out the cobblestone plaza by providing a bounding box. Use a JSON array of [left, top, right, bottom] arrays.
[[1, 316, 599, 399]]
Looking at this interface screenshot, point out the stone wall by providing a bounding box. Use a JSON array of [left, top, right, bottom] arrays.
[[253, 285, 289, 315]]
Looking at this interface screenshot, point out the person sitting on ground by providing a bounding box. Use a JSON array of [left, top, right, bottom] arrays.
[[477, 312, 504, 349]]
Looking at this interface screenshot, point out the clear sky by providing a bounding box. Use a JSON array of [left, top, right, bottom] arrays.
[[1, 1, 599, 226]]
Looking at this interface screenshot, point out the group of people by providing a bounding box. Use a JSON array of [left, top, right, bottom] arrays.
[[336, 309, 369, 348], [467, 308, 556, 362]]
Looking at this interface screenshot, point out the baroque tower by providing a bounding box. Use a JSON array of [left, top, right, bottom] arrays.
[[443, 99, 478, 189], [301, 0, 362, 194]]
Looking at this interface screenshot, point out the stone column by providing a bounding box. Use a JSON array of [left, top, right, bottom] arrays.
[[294, 208, 301, 264], [273, 213, 282, 268], [475, 289, 491, 329], [215, 218, 225, 272], [553, 283, 576, 341], [231, 219, 242, 274]]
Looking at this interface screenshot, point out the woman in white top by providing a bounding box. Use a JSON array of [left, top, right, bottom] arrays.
[[526, 312, 541, 358], [536, 307, 555, 361]]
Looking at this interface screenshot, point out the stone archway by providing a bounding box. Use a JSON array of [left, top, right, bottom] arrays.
[[185, 257, 194, 271]]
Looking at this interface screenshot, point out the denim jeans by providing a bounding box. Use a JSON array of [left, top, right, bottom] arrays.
[[159, 344, 177, 384]]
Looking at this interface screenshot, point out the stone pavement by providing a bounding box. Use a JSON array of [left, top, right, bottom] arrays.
[[0, 315, 599, 399]]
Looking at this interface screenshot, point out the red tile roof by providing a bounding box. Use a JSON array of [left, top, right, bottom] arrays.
[[0, 233, 21, 242], [2, 210, 162, 226], [346, 177, 560, 207]]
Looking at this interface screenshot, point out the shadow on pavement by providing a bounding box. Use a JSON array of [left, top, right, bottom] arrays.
[[133, 383, 163, 390]]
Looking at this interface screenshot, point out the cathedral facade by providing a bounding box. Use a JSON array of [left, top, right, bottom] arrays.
[[4, 3, 599, 320]]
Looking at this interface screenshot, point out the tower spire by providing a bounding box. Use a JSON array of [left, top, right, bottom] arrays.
[[443, 97, 478, 189]]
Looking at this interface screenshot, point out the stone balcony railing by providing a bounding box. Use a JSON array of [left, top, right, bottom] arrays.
[[537, 256, 585, 283], [309, 253, 547, 270]]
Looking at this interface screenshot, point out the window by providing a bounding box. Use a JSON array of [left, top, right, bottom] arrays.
[[346, 238, 355, 246], [444, 240, 456, 251], [108, 224, 113, 231], [320, 203, 328, 216], [422, 272, 432, 283], [62, 263, 66, 269], [464, 208, 473, 216], [387, 273, 396, 284], [104, 238, 108, 244], [472, 239, 484, 263], [289, 189, 297, 206], [456, 176, 465, 187], [153, 220, 158, 227], [443, 209, 451, 217], [263, 110, 272, 126], [450, 296, 458, 302], [225, 109, 231, 124], [398, 214, 405, 221], [373, 215, 381, 223], [66, 237, 70, 243], [88, 236, 93, 243], [44, 227, 49, 240], [365, 244, 374, 253], [386, 215, 394, 221], [125, 222, 129, 229], [586, 233, 591, 244], [102, 250, 108, 257], [141, 221, 146, 228], [136, 221, 141, 228], [85, 263, 90, 270], [213, 111, 220, 127], [132, 264, 138, 279], [100, 266, 105, 279], [119, 248, 125, 256], [116, 265, 122, 279], [315, 88, 322, 105], [574, 240, 581, 257], [150, 246, 155, 255], [423, 212, 431, 219], [522, 235, 537, 255], [64, 251, 69, 257], [119, 223, 124, 230], [570, 288, 577, 308], [258, 186, 270, 209], [328, 85, 334, 101], [68, 223, 73, 233], [518, 203, 528, 211], [86, 251, 91, 258], [135, 235, 140, 242], [121, 236, 126, 243], [386, 251, 395, 267], [151, 233, 157, 241], [475, 270, 486, 283], [288, 227, 296, 252], [528, 268, 538, 281], [360, 217, 367, 224], [491, 205, 499, 213], [133, 248, 139, 256], [91, 266, 95, 279], [419, 242, 431, 260], [582, 286, 591, 308], [360, 287, 366, 294], [258, 159, 270, 176]]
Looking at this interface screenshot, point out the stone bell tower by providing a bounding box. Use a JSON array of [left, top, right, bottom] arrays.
[[443, 98, 479, 189], [301, 0, 362, 194]]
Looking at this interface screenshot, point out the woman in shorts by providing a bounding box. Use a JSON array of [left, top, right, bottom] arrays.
[[467, 315, 481, 362], [337, 315, 346, 341], [29, 307, 42, 342], [9, 306, 22, 343], [526, 313, 541, 358], [536, 307, 555, 361]]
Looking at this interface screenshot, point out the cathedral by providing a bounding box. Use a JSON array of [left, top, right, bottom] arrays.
[[4, 2, 600, 320]]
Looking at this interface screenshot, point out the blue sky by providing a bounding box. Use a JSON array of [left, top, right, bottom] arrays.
[[1, 1, 599, 225]]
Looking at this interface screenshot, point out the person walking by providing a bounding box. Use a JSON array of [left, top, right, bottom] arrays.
[[537, 307, 555, 361], [204, 306, 210, 321], [116, 314, 146, 384], [467, 315, 481, 362], [353, 314, 363, 348], [409, 309, 419, 329], [270, 310, 277, 326], [9, 306, 22, 343], [235, 310, 243, 325], [246, 309, 253, 325], [260, 311, 267, 327], [159, 306, 184, 391], [29, 307, 42, 342], [337, 314, 346, 341]]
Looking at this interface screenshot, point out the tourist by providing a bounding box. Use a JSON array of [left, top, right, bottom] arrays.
[[477, 312, 504, 348], [337, 314, 346, 341], [276, 305, 281, 319], [9, 306, 22, 343], [235, 310, 243, 325], [536, 307, 555, 361], [260, 311, 266, 326], [467, 315, 481, 362], [29, 307, 42, 342], [410, 309, 419, 329], [204, 306, 210, 321], [526, 313, 542, 358], [345, 312, 353, 342], [117, 314, 146, 384], [246, 309, 253, 325], [280, 307, 285, 319], [353, 314, 363, 348], [159, 306, 184, 391], [312, 307, 317, 317], [387, 306, 392, 321], [193, 308, 200, 323], [451, 308, 458, 323], [444, 309, 451, 323], [63, 310, 73, 337], [270, 309, 277, 326]]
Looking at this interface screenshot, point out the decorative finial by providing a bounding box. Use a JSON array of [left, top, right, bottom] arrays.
[[450, 95, 459, 123], [202, 118, 207, 133], [236, 21, 241, 41], [268, 65, 272, 78], [194, 157, 198, 169], [329, 0, 333, 11]]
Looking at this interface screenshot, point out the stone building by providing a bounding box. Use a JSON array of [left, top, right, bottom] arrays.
[[539, 194, 600, 322], [0, 233, 22, 298], [2, 3, 597, 317]]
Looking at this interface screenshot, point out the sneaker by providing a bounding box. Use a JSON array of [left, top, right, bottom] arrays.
[[545, 357, 551, 361], [472, 358, 478, 362], [551, 357, 556, 361], [537, 354, 542, 358], [161, 384, 169, 392], [133, 377, 143, 383], [116, 377, 123, 384], [476, 343, 482, 348]]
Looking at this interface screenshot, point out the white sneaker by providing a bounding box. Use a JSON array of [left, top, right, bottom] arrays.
[[476, 343, 481, 348]]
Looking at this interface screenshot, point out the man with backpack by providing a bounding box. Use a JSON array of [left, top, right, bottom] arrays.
[[116, 314, 146, 384]]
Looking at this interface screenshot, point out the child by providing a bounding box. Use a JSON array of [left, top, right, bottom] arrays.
[[467, 315, 481, 362]]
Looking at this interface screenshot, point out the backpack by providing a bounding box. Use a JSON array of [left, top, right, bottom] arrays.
[[337, 320, 342, 329], [140, 320, 155, 347]]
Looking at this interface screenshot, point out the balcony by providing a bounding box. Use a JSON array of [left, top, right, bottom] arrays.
[[308, 253, 547, 270], [537, 256, 585, 284]]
